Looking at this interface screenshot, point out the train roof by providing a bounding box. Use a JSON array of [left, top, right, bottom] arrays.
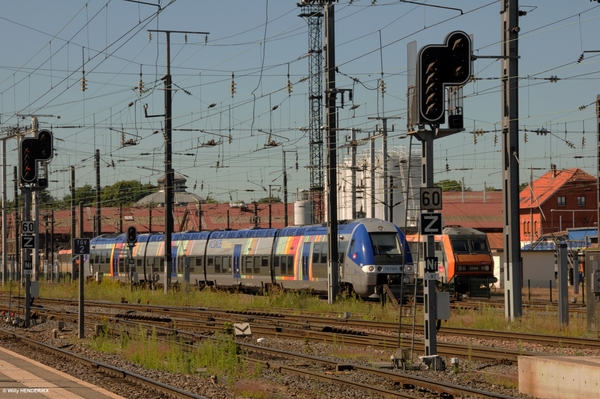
[[443, 225, 486, 237], [89, 218, 401, 244]]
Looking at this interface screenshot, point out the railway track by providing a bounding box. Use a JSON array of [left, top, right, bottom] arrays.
[[0, 306, 522, 398], [5, 295, 596, 350], [0, 329, 210, 399], [2, 294, 598, 398], [12, 296, 597, 364]]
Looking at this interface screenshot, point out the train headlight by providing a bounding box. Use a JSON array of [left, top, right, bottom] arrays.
[[483, 265, 490, 271], [404, 265, 413, 273], [369, 266, 375, 272], [377, 266, 383, 272], [457, 266, 465, 272]]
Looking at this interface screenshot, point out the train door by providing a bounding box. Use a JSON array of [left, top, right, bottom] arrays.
[[302, 242, 311, 280], [171, 245, 178, 277], [113, 248, 123, 276], [177, 256, 185, 276], [233, 244, 242, 282]]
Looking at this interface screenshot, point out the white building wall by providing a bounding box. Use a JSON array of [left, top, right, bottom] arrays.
[[338, 145, 421, 228]]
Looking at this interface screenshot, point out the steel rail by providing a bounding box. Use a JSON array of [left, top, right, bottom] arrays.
[[0, 329, 209, 399]]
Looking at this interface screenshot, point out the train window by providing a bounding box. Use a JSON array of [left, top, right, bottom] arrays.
[[261, 256, 269, 267], [451, 240, 469, 252], [137, 259, 142, 267], [279, 256, 286, 275], [244, 257, 253, 274], [287, 255, 294, 275], [339, 242, 348, 264], [195, 257, 203, 267], [312, 244, 320, 264], [254, 257, 261, 274], [215, 256, 221, 273], [320, 248, 327, 264], [104, 252, 111, 264], [370, 233, 402, 255], [222, 257, 230, 273], [471, 240, 488, 252], [274, 256, 280, 268], [207, 257, 214, 267]]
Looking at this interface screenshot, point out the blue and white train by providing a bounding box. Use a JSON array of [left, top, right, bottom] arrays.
[[85, 218, 414, 300]]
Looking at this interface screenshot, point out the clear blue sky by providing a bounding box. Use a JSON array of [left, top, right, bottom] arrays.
[[1, 0, 599, 205]]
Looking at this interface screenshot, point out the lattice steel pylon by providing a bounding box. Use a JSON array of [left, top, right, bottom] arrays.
[[299, 3, 324, 223]]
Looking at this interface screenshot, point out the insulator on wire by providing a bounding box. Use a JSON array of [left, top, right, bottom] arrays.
[[379, 79, 386, 94], [230, 72, 236, 97], [80, 77, 87, 91], [148, 32, 152, 42]]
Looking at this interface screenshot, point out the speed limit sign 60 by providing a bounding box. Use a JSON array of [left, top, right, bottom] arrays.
[[420, 187, 442, 210], [21, 221, 35, 234]]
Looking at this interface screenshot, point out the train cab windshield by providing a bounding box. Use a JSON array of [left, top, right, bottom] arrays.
[[450, 239, 469, 253], [470, 239, 489, 253], [450, 238, 489, 253], [370, 233, 402, 258]]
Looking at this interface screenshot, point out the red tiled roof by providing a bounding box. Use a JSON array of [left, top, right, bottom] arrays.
[[441, 191, 503, 231], [6, 203, 295, 238], [486, 232, 504, 251], [519, 168, 595, 210]]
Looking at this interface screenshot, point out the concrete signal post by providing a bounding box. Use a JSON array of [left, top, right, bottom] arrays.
[[73, 237, 90, 338], [410, 31, 472, 369], [19, 129, 53, 328], [127, 226, 137, 292]]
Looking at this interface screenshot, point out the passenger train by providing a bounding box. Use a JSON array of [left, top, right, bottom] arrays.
[[405, 225, 496, 297], [85, 218, 415, 300]]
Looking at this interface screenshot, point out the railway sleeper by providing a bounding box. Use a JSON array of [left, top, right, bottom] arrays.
[[320, 326, 366, 336], [114, 313, 172, 322]]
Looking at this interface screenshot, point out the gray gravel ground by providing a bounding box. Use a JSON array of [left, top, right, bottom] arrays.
[[0, 310, 596, 399]]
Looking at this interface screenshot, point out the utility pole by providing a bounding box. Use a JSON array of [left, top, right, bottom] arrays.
[[70, 166, 76, 280], [324, 2, 339, 303], [282, 149, 297, 227], [147, 29, 208, 294], [1, 138, 7, 286], [95, 149, 101, 237], [368, 116, 400, 222], [78, 201, 84, 338], [501, 0, 522, 320]]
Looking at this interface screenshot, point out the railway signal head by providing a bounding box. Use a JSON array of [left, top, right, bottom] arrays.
[[419, 46, 445, 124], [126, 226, 137, 245], [446, 31, 472, 86], [38, 129, 54, 161], [418, 31, 472, 126], [19, 130, 54, 184], [20, 139, 37, 183]]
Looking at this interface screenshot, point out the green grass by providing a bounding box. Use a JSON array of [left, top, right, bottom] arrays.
[[90, 323, 245, 384]]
